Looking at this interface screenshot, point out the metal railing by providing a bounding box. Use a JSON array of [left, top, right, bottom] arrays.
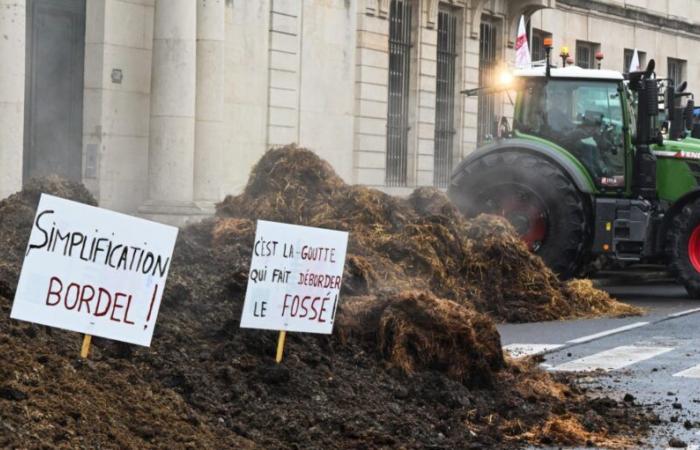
[[386, 0, 412, 186], [477, 19, 497, 145], [434, 9, 457, 187]]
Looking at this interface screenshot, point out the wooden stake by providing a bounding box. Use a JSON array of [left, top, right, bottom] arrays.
[[275, 330, 286, 363], [80, 334, 92, 359]]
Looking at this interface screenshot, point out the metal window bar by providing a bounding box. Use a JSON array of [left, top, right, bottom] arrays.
[[477, 20, 497, 145], [386, 0, 412, 187], [532, 33, 543, 62], [434, 10, 457, 187], [668, 59, 684, 86], [576, 43, 591, 68]]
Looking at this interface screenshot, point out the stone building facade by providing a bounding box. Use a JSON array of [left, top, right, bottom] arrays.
[[1, 0, 700, 224]]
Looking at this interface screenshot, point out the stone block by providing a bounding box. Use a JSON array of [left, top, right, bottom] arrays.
[[357, 65, 388, 85], [357, 47, 389, 69], [356, 133, 386, 152], [270, 30, 299, 53], [269, 87, 298, 109], [271, 10, 298, 34], [355, 150, 386, 169]]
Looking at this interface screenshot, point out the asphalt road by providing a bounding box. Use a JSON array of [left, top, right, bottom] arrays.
[[498, 281, 700, 449]]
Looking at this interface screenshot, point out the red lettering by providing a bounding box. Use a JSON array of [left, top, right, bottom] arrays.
[[318, 297, 330, 323], [123, 294, 135, 325], [94, 288, 112, 317], [111, 293, 127, 323], [78, 284, 95, 313], [281, 293, 292, 317], [46, 277, 63, 306], [290, 295, 300, 316], [299, 296, 310, 318], [64, 283, 81, 310], [308, 297, 320, 320]]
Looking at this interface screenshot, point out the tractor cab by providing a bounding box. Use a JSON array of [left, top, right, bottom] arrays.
[[512, 66, 629, 190]]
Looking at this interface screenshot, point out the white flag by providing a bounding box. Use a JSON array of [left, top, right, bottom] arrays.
[[629, 49, 640, 72], [515, 16, 531, 68]]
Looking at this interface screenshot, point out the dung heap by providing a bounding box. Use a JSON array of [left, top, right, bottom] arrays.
[[0, 176, 97, 298], [0, 148, 652, 449], [215, 145, 641, 323]]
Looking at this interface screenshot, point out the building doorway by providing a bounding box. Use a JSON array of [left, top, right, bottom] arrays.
[[24, 0, 85, 182]]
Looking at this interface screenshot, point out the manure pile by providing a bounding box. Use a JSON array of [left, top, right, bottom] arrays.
[[0, 148, 652, 449], [215, 145, 640, 323]]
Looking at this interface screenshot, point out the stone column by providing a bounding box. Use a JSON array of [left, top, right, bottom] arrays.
[[141, 0, 199, 224], [0, 0, 25, 199], [194, 0, 225, 211]]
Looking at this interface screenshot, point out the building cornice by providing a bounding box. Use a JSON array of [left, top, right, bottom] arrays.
[[557, 0, 700, 37]]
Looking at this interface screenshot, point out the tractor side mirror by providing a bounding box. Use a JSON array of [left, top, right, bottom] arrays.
[[677, 81, 688, 94]]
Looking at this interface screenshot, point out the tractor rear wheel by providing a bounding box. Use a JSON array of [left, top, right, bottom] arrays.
[[666, 198, 700, 298], [449, 151, 590, 279]]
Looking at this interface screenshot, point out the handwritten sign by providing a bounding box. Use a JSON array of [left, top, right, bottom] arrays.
[[241, 220, 348, 334], [10, 194, 178, 346]]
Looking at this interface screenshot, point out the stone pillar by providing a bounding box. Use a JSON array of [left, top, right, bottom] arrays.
[[141, 0, 199, 224], [194, 0, 225, 211], [0, 0, 25, 199]]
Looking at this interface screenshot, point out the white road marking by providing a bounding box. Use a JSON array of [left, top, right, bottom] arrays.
[[550, 345, 674, 372], [668, 307, 700, 318], [566, 322, 649, 344], [502, 343, 563, 358], [673, 363, 700, 379]]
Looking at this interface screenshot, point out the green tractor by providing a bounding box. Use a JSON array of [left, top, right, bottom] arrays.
[[448, 52, 700, 296]]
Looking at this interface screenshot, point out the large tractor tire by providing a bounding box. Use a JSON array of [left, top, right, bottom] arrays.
[[449, 151, 590, 279], [666, 198, 700, 298]]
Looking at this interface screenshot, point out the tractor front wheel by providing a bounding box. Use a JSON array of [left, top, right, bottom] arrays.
[[666, 198, 700, 298]]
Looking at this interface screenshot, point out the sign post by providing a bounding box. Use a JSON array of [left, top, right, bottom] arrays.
[[241, 220, 349, 362], [11, 194, 178, 353], [275, 330, 286, 363], [80, 334, 92, 358]]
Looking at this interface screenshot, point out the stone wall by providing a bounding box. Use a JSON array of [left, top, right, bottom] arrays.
[[4, 0, 700, 222], [0, 0, 26, 199], [82, 0, 154, 213]]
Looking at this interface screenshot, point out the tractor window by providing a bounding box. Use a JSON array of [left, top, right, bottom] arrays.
[[517, 79, 626, 187]]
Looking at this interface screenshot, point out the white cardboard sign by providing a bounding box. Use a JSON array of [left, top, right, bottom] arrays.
[[10, 194, 178, 346], [241, 220, 348, 334]]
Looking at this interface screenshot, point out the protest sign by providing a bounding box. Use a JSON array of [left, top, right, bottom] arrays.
[[10, 194, 178, 347], [241, 220, 349, 335]]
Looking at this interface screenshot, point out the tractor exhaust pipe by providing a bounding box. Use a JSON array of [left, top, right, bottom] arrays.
[[631, 59, 659, 200]]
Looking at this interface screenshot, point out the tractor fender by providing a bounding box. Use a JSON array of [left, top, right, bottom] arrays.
[[449, 138, 595, 194]]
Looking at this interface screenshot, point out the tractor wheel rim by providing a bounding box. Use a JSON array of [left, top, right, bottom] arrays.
[[482, 185, 549, 252], [688, 225, 700, 272]]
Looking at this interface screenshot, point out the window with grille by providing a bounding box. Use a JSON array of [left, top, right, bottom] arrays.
[[623, 49, 646, 73], [575, 40, 598, 68], [386, 0, 412, 186], [531, 29, 551, 63], [433, 9, 457, 188], [477, 18, 498, 145], [668, 58, 686, 87]]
